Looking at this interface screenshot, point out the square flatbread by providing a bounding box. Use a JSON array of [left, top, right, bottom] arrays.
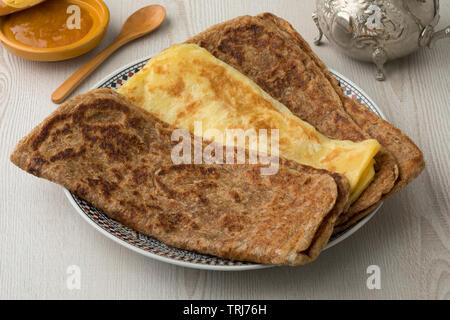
[[187, 13, 425, 229], [10, 89, 350, 265]]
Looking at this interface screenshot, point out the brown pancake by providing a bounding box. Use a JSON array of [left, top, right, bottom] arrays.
[[10, 88, 350, 265], [187, 13, 424, 228]]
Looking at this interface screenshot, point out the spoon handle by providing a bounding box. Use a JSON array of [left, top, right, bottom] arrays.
[[51, 39, 124, 104]]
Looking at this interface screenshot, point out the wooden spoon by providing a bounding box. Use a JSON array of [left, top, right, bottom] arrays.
[[51, 5, 166, 104]]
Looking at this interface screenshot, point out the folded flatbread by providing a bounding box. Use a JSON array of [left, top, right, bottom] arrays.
[[10, 89, 350, 265], [117, 43, 380, 206], [187, 13, 425, 229]]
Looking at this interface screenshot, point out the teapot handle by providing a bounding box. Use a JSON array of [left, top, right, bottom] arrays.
[[429, 25, 450, 48]]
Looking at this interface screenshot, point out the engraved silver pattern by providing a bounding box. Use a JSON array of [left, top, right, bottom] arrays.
[[314, 0, 450, 80]]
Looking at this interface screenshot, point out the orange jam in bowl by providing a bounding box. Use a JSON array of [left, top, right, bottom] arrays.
[[0, 0, 109, 61], [3, 0, 96, 48], [3, 0, 94, 48]]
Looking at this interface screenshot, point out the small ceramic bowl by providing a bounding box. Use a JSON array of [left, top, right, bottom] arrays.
[[0, 0, 109, 61]]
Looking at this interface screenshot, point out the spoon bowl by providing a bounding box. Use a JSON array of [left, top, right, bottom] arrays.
[[117, 5, 166, 42], [52, 4, 166, 104]]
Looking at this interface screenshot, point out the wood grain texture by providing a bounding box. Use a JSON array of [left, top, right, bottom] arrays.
[[0, 0, 448, 299]]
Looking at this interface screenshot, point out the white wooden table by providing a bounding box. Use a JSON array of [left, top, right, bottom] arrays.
[[1, 0, 449, 300]]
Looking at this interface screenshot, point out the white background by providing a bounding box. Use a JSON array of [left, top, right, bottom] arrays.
[[0, 0, 449, 299]]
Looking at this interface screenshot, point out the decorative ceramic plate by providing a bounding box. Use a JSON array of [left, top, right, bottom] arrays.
[[65, 56, 385, 271]]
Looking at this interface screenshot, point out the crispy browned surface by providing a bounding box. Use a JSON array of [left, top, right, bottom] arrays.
[[187, 12, 424, 228], [10, 88, 350, 265]]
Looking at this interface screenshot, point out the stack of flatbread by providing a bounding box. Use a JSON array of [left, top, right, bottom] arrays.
[[186, 13, 425, 232], [11, 13, 424, 266]]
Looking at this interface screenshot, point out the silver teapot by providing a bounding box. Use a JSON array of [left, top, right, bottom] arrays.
[[313, 0, 450, 80]]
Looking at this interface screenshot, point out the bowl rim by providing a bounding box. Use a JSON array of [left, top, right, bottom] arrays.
[[0, 0, 109, 54]]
